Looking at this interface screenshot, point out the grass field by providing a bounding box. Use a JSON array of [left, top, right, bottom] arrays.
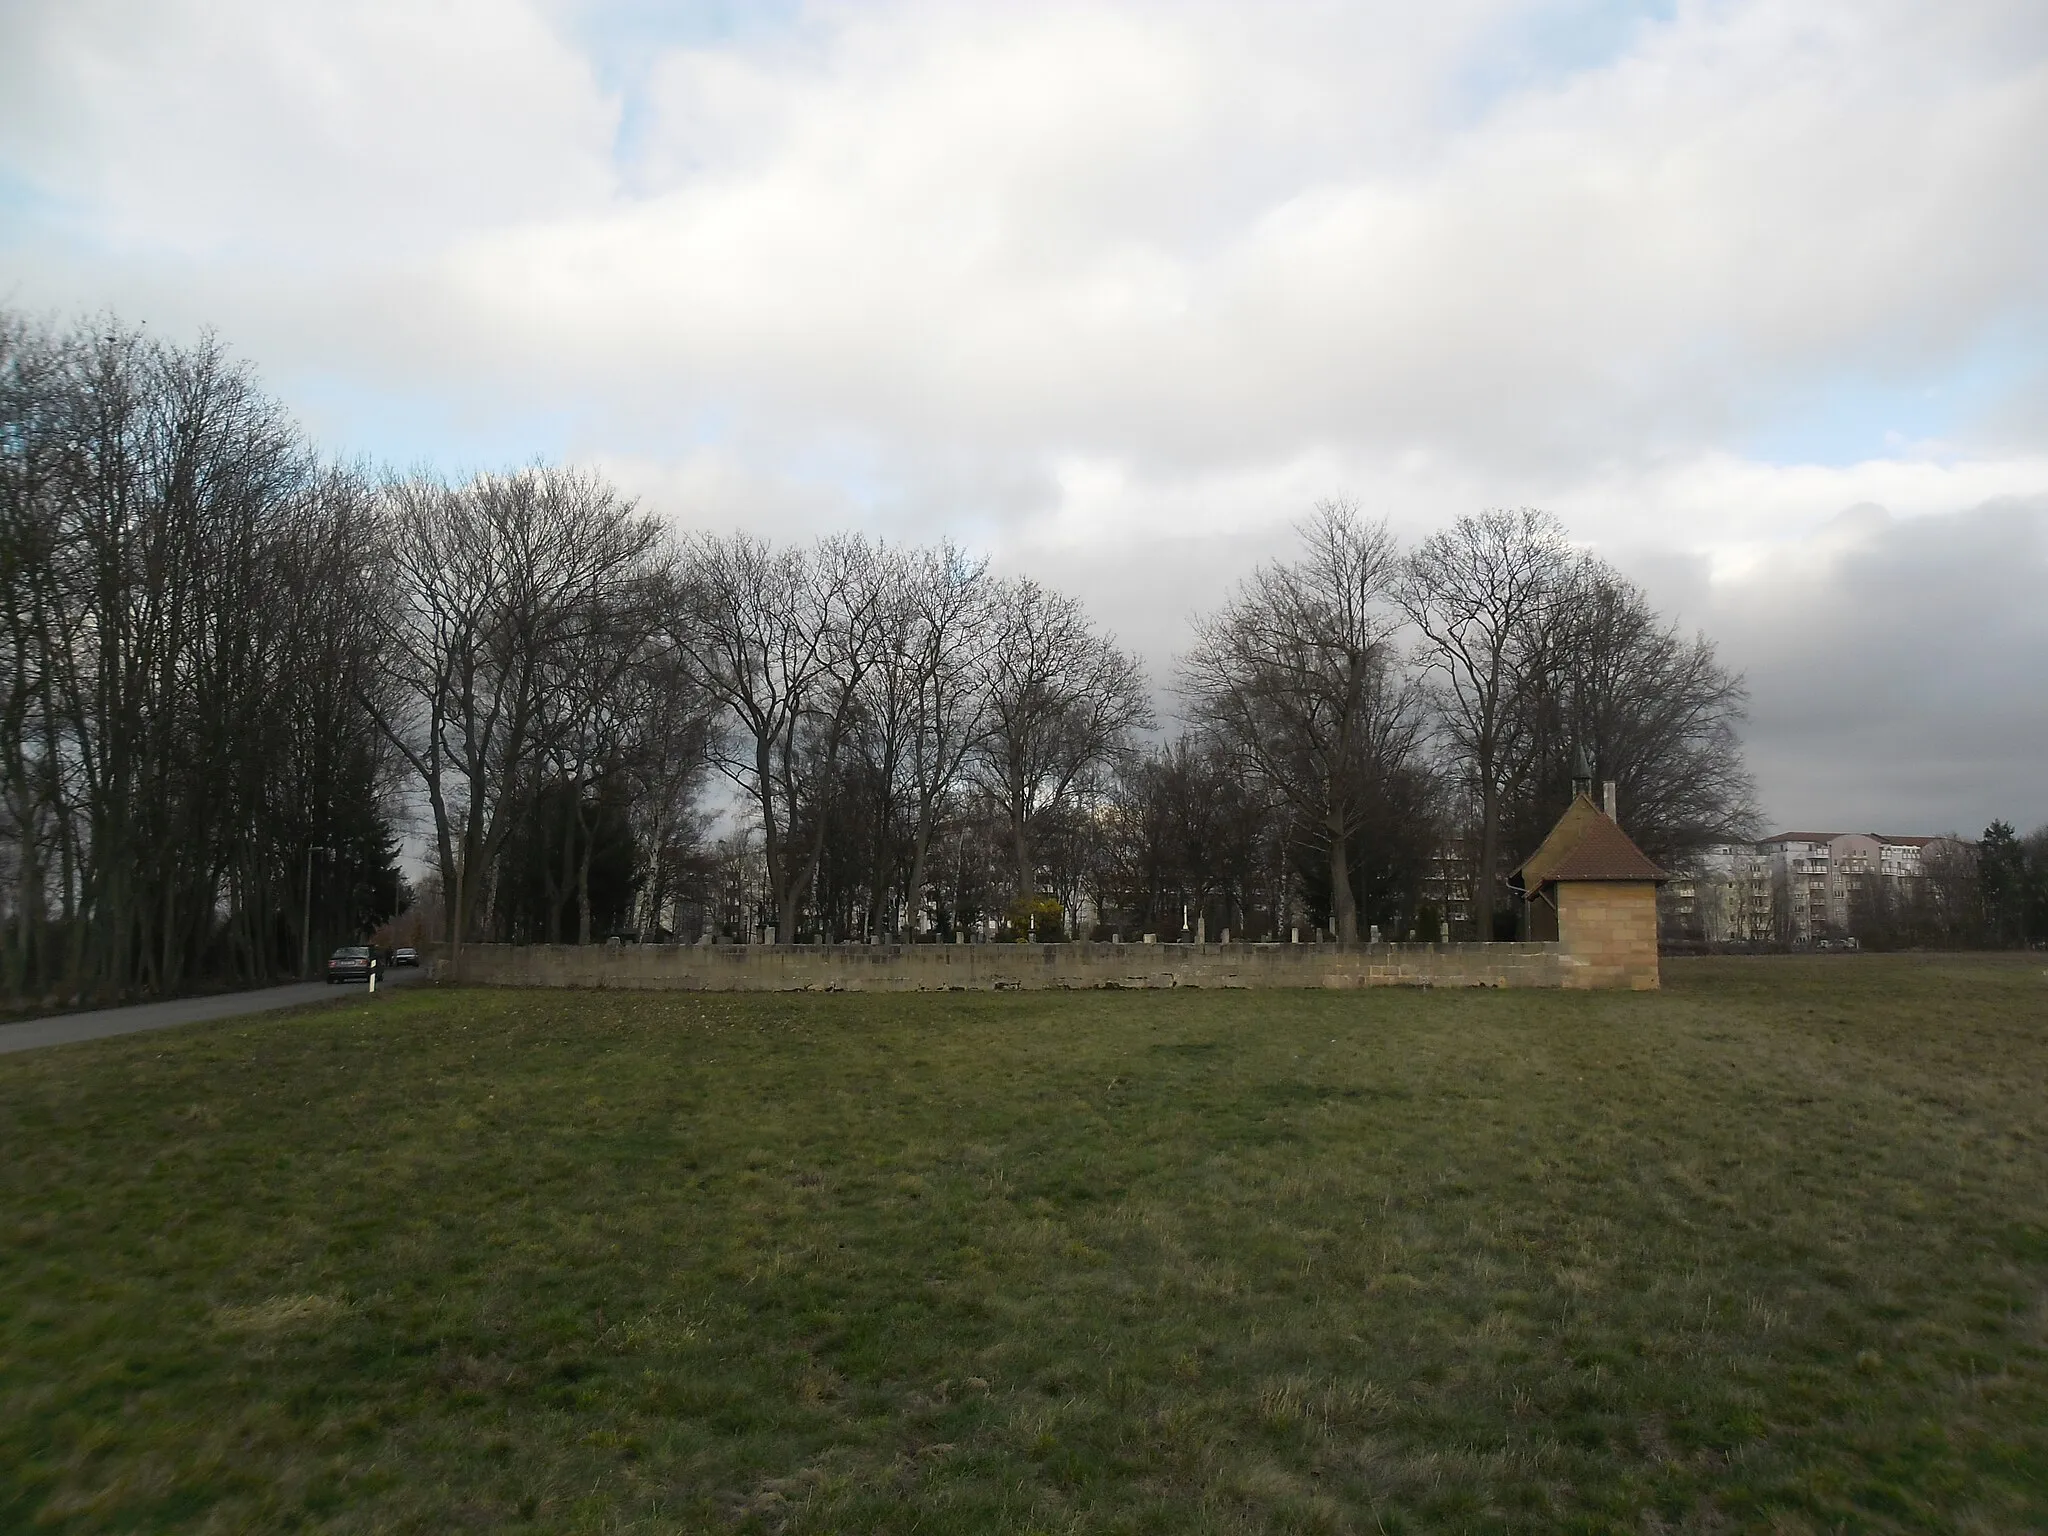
[[3, 957, 2046, 1533]]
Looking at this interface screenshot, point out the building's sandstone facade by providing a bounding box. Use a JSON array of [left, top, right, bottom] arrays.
[[1556, 882, 1661, 990]]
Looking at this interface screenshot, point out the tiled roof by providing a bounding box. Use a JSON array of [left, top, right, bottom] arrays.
[[1757, 831, 1958, 847], [1509, 794, 1669, 891]]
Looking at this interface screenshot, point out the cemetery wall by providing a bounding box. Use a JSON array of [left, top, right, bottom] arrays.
[[429, 939, 1567, 992]]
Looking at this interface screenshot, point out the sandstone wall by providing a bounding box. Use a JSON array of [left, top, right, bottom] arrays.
[[1556, 881, 1662, 990], [430, 939, 1566, 992]]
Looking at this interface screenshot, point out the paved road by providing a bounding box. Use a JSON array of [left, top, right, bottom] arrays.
[[0, 971, 423, 1056]]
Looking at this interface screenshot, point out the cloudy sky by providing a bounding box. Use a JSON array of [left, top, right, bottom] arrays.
[[3, 0, 2044, 835]]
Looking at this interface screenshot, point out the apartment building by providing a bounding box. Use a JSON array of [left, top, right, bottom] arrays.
[[1661, 831, 1970, 944], [1662, 842, 1777, 943], [1420, 835, 1477, 936], [1757, 834, 1837, 941]]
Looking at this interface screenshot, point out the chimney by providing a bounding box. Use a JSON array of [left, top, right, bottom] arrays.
[[1602, 780, 1618, 822]]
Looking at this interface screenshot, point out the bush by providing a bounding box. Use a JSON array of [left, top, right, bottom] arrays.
[[1000, 894, 1066, 942]]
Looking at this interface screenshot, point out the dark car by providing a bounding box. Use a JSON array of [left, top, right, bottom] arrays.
[[325, 945, 382, 984], [392, 946, 419, 967]]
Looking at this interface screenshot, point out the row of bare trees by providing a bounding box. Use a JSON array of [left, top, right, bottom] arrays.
[[661, 535, 1151, 942], [1162, 502, 1757, 942], [365, 478, 1755, 952], [670, 502, 1755, 947], [1, 310, 1767, 1001], [367, 488, 1156, 948], [1400, 506, 1758, 938], [0, 314, 402, 1003], [368, 467, 683, 948]]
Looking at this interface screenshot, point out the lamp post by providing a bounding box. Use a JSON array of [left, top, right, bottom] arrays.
[[301, 844, 332, 978]]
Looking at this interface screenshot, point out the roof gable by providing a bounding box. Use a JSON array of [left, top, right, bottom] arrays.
[[1510, 793, 1669, 890]]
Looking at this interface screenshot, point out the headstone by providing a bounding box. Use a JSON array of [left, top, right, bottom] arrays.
[[1219, 927, 1229, 944]]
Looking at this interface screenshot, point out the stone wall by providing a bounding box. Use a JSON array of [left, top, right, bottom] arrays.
[[432, 939, 1566, 992], [1556, 881, 1661, 990]]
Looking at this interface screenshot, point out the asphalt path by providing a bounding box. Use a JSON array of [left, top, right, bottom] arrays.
[[0, 970, 423, 1056]]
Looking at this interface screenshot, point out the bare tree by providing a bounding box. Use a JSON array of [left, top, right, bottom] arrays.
[[1508, 558, 1758, 864], [0, 310, 401, 1001], [974, 577, 1151, 912], [901, 545, 998, 934], [368, 466, 663, 943], [532, 560, 677, 944], [675, 532, 888, 943], [1105, 733, 1279, 939], [1400, 509, 1572, 940], [1181, 501, 1419, 943], [848, 541, 995, 937], [617, 641, 715, 943]]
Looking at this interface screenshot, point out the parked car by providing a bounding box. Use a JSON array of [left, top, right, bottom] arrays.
[[392, 946, 419, 967], [325, 945, 382, 984]]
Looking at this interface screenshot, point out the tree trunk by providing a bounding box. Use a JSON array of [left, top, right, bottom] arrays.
[[546, 799, 571, 944], [576, 803, 595, 946], [865, 771, 897, 939], [1476, 780, 1499, 942], [905, 800, 937, 940], [1327, 814, 1358, 943], [778, 863, 811, 946], [457, 811, 484, 946], [1013, 815, 1033, 902]]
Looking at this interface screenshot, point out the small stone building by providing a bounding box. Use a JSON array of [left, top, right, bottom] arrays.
[[1507, 793, 1668, 990]]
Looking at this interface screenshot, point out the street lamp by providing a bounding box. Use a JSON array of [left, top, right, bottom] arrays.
[[302, 844, 332, 978]]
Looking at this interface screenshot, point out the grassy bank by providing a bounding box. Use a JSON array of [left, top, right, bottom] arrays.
[[3, 956, 2045, 1532]]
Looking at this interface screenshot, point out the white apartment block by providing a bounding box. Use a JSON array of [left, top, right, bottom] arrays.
[[1757, 832, 1966, 942], [1662, 842, 1777, 943], [1671, 835, 1974, 946], [1759, 834, 1837, 942], [1663, 831, 1968, 944]]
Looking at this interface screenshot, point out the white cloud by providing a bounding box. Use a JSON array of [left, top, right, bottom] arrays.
[[0, 0, 617, 257], [1701, 496, 2048, 835], [2, 0, 2045, 829]]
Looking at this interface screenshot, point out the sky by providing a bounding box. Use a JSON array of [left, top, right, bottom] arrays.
[[2, 0, 2044, 836]]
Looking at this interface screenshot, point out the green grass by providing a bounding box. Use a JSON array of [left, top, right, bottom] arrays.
[[4, 957, 2047, 1533]]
